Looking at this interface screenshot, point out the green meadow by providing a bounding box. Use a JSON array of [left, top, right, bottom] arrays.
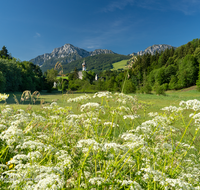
[[4, 86, 199, 114], [1, 87, 200, 189], [112, 59, 129, 70]]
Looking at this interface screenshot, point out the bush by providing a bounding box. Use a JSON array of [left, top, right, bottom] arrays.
[[153, 82, 165, 95], [168, 75, 178, 90], [143, 83, 152, 94], [68, 79, 83, 91], [122, 79, 136, 94], [0, 71, 6, 92], [162, 83, 168, 91]]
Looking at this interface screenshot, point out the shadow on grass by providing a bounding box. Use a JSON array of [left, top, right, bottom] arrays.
[[0, 90, 96, 106]]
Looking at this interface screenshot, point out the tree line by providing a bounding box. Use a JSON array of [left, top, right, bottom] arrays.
[[1, 38, 200, 94], [0, 46, 50, 93]]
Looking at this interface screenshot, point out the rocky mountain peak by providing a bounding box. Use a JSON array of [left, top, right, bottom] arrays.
[[30, 44, 115, 67], [89, 49, 115, 56], [136, 44, 176, 56]]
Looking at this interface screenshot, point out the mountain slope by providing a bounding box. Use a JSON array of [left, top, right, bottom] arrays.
[[30, 44, 115, 72], [62, 54, 131, 74]]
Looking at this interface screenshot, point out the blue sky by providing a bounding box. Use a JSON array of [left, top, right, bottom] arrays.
[[1, 0, 200, 61]]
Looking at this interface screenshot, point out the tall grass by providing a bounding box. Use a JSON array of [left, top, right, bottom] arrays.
[[0, 91, 200, 189]]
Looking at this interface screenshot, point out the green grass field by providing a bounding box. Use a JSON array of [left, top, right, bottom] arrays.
[[4, 86, 199, 113], [111, 59, 129, 70], [1, 88, 200, 189], [3, 86, 200, 147]]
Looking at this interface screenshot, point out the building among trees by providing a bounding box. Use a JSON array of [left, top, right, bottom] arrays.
[[82, 60, 86, 71], [78, 60, 87, 79]]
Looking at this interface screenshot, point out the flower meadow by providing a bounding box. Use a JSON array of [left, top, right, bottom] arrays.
[[0, 91, 200, 189]]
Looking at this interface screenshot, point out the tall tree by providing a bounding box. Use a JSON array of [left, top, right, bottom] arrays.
[[45, 68, 58, 92], [0, 46, 11, 59]]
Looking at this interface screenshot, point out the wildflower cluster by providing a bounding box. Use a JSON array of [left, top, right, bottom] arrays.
[[0, 93, 9, 101], [93, 91, 112, 98], [67, 94, 91, 103], [0, 92, 200, 189]]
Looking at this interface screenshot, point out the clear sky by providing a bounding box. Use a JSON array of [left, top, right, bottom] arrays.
[[1, 0, 200, 61]]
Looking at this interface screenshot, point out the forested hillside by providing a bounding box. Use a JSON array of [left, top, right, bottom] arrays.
[[63, 54, 131, 74], [128, 38, 200, 93]]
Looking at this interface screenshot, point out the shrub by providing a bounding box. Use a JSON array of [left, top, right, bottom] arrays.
[[122, 79, 136, 94], [143, 83, 152, 94], [162, 83, 168, 91], [153, 82, 165, 95], [0, 71, 6, 92]]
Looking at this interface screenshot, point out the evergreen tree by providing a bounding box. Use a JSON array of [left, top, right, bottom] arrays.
[[0, 46, 11, 59]]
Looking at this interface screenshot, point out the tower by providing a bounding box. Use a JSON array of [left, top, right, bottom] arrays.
[[82, 60, 86, 71]]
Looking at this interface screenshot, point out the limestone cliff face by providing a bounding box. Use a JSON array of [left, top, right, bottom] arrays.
[[30, 44, 115, 67], [129, 44, 176, 56], [89, 49, 114, 56]]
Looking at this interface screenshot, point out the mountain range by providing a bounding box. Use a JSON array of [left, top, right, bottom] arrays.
[[30, 44, 175, 73], [30, 44, 115, 68], [135, 44, 176, 56]]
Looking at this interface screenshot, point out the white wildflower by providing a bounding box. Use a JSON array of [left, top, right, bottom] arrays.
[[161, 106, 183, 112], [89, 177, 105, 186], [80, 102, 100, 112], [179, 99, 200, 111], [123, 114, 140, 120], [148, 112, 158, 117], [102, 142, 121, 152], [49, 115, 60, 120], [93, 91, 112, 98], [76, 139, 99, 150], [0, 93, 9, 101], [50, 102, 58, 107], [27, 151, 42, 161], [103, 122, 119, 128], [0, 124, 24, 146], [67, 94, 91, 103], [0, 124, 7, 130]]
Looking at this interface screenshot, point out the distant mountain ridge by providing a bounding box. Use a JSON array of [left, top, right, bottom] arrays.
[[30, 44, 115, 68], [129, 44, 176, 56], [30, 43, 176, 73]]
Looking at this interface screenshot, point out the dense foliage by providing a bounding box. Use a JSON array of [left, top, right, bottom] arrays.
[[0, 58, 44, 92], [65, 68, 136, 93], [129, 38, 200, 92], [0, 46, 44, 92]]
